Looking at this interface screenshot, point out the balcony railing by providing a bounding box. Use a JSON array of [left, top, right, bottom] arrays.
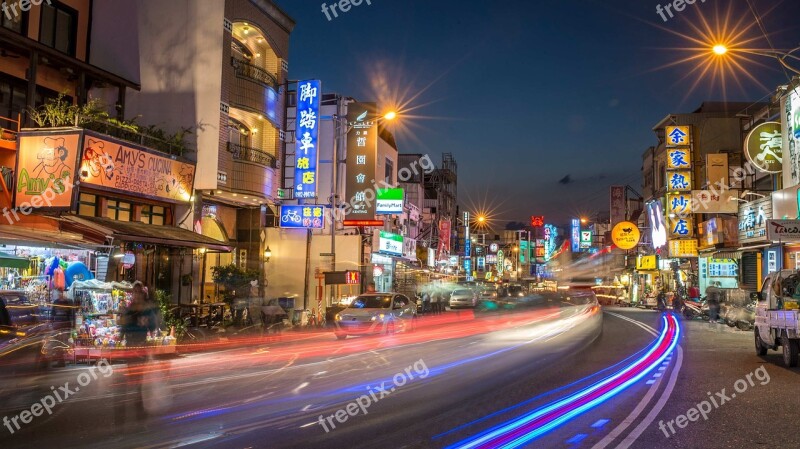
[[227, 142, 277, 168], [231, 57, 279, 90]]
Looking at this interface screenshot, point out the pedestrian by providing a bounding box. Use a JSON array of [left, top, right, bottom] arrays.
[[422, 291, 431, 315], [656, 290, 667, 311], [688, 284, 700, 302], [672, 290, 683, 313], [115, 281, 159, 425], [431, 290, 441, 315], [706, 288, 720, 323]]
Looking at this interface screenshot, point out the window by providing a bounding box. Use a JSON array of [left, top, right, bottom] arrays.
[[1, 0, 26, 33], [39, 1, 77, 56], [385, 158, 394, 184], [106, 200, 131, 221], [78, 193, 96, 217], [140, 205, 166, 226]]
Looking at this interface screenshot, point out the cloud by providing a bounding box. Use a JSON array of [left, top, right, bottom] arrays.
[[558, 175, 572, 185]]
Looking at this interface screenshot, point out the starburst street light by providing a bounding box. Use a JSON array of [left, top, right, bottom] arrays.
[[712, 44, 728, 56]]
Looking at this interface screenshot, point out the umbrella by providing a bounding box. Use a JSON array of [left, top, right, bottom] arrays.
[[0, 252, 30, 269]]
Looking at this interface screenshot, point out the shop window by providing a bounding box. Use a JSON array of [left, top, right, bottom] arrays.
[[106, 200, 132, 221], [1, 1, 26, 33], [140, 205, 166, 226], [39, 0, 77, 56], [385, 158, 394, 184], [78, 193, 96, 217]]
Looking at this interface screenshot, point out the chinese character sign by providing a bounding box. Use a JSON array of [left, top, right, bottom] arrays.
[[279, 205, 325, 229], [609, 185, 625, 226], [294, 80, 321, 199], [669, 215, 694, 238], [667, 148, 691, 169], [744, 122, 783, 174], [667, 170, 692, 191], [437, 219, 452, 262], [665, 125, 691, 147], [668, 239, 698, 258], [667, 193, 693, 216], [571, 219, 581, 252], [345, 102, 378, 219]]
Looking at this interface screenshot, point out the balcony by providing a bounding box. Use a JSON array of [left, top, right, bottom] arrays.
[[231, 57, 278, 90], [227, 142, 277, 168], [82, 118, 187, 157]]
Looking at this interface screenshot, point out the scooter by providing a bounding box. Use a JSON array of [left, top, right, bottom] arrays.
[[682, 299, 705, 320]]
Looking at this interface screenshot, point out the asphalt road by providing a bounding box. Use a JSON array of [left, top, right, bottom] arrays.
[[1, 303, 797, 449]]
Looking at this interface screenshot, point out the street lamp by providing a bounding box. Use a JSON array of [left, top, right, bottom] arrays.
[[712, 44, 728, 56], [709, 43, 800, 75], [264, 246, 272, 262]]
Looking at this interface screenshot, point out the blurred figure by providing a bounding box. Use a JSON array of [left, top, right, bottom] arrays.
[[431, 290, 442, 315], [706, 288, 721, 323], [115, 281, 159, 425], [51, 291, 75, 330], [672, 290, 683, 313], [688, 284, 700, 302], [656, 290, 667, 312], [422, 291, 431, 315], [366, 283, 377, 293]]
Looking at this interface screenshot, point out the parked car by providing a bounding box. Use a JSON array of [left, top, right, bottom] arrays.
[[333, 293, 416, 340], [449, 289, 478, 308]]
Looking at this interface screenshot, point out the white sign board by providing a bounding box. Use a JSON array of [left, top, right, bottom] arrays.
[[766, 219, 800, 241]]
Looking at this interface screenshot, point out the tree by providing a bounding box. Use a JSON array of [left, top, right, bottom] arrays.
[[210, 264, 259, 304]]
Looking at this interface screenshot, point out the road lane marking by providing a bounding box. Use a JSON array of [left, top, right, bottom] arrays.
[[613, 346, 683, 449], [589, 312, 672, 449]]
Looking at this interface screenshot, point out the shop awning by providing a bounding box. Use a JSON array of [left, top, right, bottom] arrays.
[[0, 218, 103, 250], [60, 216, 231, 252], [0, 251, 30, 269], [712, 250, 742, 260]]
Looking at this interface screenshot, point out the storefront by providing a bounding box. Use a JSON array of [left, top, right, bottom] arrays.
[[737, 197, 773, 288]]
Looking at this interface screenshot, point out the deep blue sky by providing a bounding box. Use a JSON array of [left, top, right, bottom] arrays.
[[278, 0, 800, 226]]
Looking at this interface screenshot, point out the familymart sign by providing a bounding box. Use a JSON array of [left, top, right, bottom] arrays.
[[376, 188, 404, 214]]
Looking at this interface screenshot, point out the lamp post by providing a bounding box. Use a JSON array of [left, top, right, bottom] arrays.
[[710, 44, 800, 75]]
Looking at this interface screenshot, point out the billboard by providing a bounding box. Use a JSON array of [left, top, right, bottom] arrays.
[[647, 201, 668, 248], [744, 122, 782, 174], [345, 102, 377, 219], [609, 185, 625, 226], [437, 219, 451, 261], [14, 130, 81, 210], [376, 188, 404, 214], [379, 231, 403, 256], [611, 221, 640, 250], [784, 86, 800, 187], [80, 132, 195, 203], [571, 219, 581, 252], [294, 80, 321, 199], [279, 205, 325, 229]]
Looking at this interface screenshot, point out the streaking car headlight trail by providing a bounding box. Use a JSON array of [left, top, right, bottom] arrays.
[[448, 313, 680, 449]]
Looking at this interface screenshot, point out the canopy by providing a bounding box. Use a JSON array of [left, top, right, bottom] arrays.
[[0, 251, 31, 269]]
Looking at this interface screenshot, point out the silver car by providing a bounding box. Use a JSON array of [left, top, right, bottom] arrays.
[[333, 293, 416, 340], [449, 288, 477, 309]]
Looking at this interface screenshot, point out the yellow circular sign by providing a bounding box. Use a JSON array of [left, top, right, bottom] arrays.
[[611, 221, 641, 250]]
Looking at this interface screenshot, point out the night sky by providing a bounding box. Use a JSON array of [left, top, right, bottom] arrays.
[[278, 0, 800, 226]]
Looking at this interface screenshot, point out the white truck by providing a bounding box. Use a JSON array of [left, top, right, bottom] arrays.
[[753, 270, 800, 367]]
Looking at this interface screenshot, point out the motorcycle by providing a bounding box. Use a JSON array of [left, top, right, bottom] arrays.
[[682, 299, 705, 320]]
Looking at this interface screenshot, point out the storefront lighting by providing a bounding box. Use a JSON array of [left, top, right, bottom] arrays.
[[264, 246, 272, 262], [216, 190, 222, 194], [232, 193, 238, 197], [199, 248, 207, 254], [243, 196, 249, 199], [251, 128, 258, 134], [243, 26, 250, 34]]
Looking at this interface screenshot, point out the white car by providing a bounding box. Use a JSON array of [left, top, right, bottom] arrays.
[[333, 293, 416, 340]]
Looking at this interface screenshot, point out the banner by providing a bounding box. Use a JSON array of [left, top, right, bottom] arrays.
[[345, 102, 377, 219], [437, 219, 451, 262], [609, 185, 625, 226], [294, 80, 321, 199]]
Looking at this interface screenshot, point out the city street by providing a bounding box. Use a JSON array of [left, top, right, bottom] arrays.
[[3, 304, 796, 448]]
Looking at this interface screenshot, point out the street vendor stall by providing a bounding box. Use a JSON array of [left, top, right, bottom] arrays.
[[67, 280, 176, 362]]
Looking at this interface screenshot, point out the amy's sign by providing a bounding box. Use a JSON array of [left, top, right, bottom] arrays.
[[14, 131, 82, 210], [79, 131, 195, 203]]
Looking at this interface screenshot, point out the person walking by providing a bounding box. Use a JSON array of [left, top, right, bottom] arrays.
[[431, 290, 441, 315], [115, 281, 159, 425], [656, 290, 667, 312]]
